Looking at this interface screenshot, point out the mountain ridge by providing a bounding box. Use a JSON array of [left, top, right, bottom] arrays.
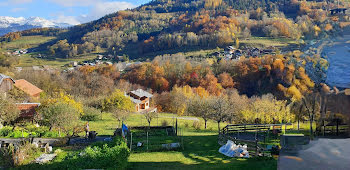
[[0, 16, 72, 36]]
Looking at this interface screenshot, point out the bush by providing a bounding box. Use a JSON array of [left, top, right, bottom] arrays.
[[161, 120, 169, 126], [81, 106, 101, 121], [0, 126, 12, 137], [184, 122, 189, 128], [0, 142, 41, 167], [65, 137, 129, 169], [192, 121, 201, 130]]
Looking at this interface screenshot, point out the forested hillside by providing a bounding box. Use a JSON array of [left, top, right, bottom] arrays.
[[0, 0, 346, 59]]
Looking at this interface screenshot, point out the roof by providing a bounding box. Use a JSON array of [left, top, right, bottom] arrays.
[[0, 73, 15, 85], [14, 79, 43, 97], [130, 89, 153, 98], [16, 103, 40, 119]]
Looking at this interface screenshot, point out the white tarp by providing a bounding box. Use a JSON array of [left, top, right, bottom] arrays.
[[219, 140, 249, 158]]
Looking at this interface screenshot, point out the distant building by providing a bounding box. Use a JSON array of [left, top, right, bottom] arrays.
[[71, 61, 78, 67], [127, 89, 153, 112]]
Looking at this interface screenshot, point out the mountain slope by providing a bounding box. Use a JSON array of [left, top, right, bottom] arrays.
[[1, 0, 342, 59], [0, 16, 71, 36]]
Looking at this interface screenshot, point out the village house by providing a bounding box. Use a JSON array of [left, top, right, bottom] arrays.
[[14, 79, 43, 99], [0, 74, 43, 121], [16, 103, 41, 122], [126, 89, 154, 112], [0, 74, 15, 97]]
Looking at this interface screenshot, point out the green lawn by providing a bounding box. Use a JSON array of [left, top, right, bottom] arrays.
[[1, 36, 55, 50], [85, 113, 277, 170], [17, 53, 97, 67], [240, 37, 300, 48]]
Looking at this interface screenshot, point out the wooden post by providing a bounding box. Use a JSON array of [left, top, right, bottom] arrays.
[[130, 132, 133, 152], [176, 118, 178, 136], [147, 131, 149, 151], [336, 119, 339, 136], [181, 128, 184, 150]]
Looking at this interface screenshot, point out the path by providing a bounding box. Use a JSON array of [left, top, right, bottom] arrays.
[[157, 115, 199, 121], [278, 138, 350, 170]]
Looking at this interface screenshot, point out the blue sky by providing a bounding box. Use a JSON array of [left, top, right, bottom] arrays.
[[0, 0, 150, 25]]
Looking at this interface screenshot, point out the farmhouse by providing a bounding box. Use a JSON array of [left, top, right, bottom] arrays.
[[16, 103, 41, 121], [14, 79, 43, 99], [127, 89, 153, 112], [0, 74, 15, 96]]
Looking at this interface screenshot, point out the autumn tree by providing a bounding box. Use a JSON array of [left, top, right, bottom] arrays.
[[39, 102, 80, 136], [0, 97, 20, 125], [241, 94, 293, 124], [218, 72, 234, 88], [101, 89, 135, 113]]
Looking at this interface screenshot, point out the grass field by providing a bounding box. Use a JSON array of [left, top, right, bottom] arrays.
[[17, 53, 97, 67], [240, 37, 300, 48], [84, 112, 278, 170], [1, 36, 55, 51], [11, 112, 321, 169]]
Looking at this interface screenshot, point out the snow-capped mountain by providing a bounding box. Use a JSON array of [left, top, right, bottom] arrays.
[[0, 16, 72, 36]]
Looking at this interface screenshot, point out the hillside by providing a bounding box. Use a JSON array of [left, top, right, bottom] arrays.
[[0, 0, 347, 59]]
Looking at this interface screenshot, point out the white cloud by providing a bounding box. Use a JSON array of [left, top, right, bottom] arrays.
[[51, 1, 136, 25], [53, 14, 81, 25], [82, 1, 135, 22]]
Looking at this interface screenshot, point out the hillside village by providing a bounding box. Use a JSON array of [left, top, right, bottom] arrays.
[[1, 0, 350, 169]]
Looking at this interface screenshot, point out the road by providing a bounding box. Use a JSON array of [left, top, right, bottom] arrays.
[[278, 138, 350, 170]]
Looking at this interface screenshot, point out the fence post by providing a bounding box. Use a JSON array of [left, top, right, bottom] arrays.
[[181, 128, 184, 150], [147, 131, 149, 151], [130, 132, 133, 152]]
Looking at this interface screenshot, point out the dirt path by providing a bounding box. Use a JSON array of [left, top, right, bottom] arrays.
[[157, 115, 199, 121], [278, 138, 350, 170]]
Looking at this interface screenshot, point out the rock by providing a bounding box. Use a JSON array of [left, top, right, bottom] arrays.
[[35, 154, 57, 164]]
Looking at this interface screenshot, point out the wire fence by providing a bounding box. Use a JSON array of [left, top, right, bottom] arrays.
[[127, 127, 184, 153]]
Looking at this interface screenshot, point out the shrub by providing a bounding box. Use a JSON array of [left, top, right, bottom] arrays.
[[65, 137, 129, 169], [161, 120, 169, 126], [0, 126, 12, 137], [192, 121, 201, 130], [184, 122, 189, 128], [0, 142, 41, 167], [81, 106, 100, 121]]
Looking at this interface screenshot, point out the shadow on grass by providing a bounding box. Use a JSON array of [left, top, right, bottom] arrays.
[[15, 135, 277, 170], [129, 135, 277, 170]]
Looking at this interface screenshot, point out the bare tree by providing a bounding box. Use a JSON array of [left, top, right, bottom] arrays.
[[188, 95, 214, 129], [302, 92, 321, 137], [113, 109, 130, 128], [143, 111, 158, 128], [211, 95, 233, 133]]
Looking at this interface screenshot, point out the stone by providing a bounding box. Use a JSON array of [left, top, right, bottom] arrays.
[[35, 154, 57, 164]]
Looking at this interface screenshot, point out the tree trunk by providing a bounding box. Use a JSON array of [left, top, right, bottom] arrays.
[[217, 121, 221, 134], [298, 118, 300, 131], [204, 120, 207, 129], [310, 115, 313, 138]]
